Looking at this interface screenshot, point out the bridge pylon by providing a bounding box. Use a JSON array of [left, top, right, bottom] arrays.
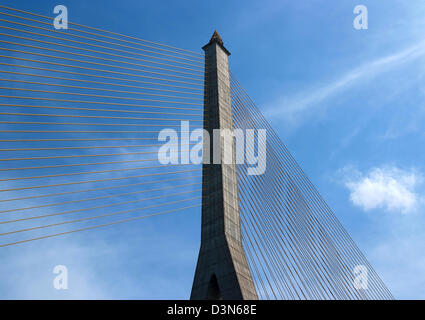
[[190, 31, 258, 300]]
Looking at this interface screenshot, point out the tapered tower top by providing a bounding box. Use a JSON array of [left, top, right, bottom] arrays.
[[202, 30, 230, 56], [210, 30, 224, 46]]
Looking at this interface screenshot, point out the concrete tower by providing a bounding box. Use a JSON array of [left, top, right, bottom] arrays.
[[190, 31, 258, 300]]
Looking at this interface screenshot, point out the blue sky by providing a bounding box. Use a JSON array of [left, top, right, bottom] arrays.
[[0, 0, 424, 299]]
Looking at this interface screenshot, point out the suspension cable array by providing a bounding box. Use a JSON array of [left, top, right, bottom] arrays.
[[0, 5, 203, 248], [0, 5, 394, 301], [230, 73, 394, 300]]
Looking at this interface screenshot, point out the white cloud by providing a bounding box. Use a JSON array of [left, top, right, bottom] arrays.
[[342, 166, 422, 214]]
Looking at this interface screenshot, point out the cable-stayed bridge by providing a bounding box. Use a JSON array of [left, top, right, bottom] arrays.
[[0, 5, 393, 300]]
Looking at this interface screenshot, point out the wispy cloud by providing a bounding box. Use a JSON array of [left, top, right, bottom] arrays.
[[340, 166, 423, 214], [265, 41, 425, 128]]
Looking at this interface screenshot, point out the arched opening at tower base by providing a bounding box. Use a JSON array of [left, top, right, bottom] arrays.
[[207, 274, 222, 300]]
